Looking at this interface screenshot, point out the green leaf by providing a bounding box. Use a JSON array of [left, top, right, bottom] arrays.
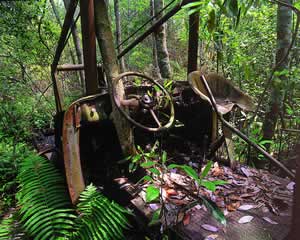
[[182, 1, 202, 9], [168, 164, 199, 182], [140, 161, 156, 168], [200, 160, 213, 180], [226, 0, 239, 17], [200, 196, 226, 225], [132, 154, 142, 163], [137, 175, 153, 184], [148, 208, 161, 226], [207, 9, 216, 33], [149, 167, 160, 175], [201, 181, 216, 191], [162, 151, 167, 164], [211, 180, 228, 186], [146, 185, 160, 202]]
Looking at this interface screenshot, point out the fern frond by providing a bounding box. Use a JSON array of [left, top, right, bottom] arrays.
[[72, 184, 131, 240], [0, 213, 28, 240], [17, 155, 76, 240]]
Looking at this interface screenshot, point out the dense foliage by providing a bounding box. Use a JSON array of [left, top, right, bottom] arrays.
[[0, 0, 299, 237]]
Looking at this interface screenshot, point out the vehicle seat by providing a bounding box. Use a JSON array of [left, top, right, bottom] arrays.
[[188, 71, 255, 168]]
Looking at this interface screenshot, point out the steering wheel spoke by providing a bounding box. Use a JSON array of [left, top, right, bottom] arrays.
[[149, 109, 162, 128]]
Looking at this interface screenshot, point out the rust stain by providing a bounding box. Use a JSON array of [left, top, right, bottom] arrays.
[[63, 103, 85, 204]]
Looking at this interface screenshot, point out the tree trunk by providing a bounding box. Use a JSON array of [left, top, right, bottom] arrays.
[[150, 0, 162, 79], [153, 0, 171, 79], [187, 10, 199, 74], [113, 0, 126, 73], [63, 0, 85, 91], [94, 0, 135, 156], [49, 0, 76, 64], [262, 0, 292, 161]]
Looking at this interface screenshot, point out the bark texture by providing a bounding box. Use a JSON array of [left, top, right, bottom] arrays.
[[94, 0, 135, 156], [153, 0, 171, 79], [262, 0, 292, 155], [113, 0, 126, 73]]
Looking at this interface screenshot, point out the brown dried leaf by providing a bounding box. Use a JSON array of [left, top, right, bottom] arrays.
[[227, 202, 241, 211], [183, 213, 191, 226]]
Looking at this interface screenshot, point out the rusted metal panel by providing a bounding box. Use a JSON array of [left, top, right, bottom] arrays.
[[63, 103, 85, 204], [80, 0, 98, 95], [62, 93, 106, 204]]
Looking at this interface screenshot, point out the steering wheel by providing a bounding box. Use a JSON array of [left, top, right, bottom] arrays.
[[112, 72, 175, 132]]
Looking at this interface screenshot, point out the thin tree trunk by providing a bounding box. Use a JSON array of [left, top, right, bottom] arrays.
[[187, 10, 199, 74], [94, 0, 135, 156], [150, 0, 162, 79], [63, 0, 85, 91], [114, 0, 126, 73], [49, 0, 76, 64], [262, 0, 292, 163], [153, 0, 171, 79]]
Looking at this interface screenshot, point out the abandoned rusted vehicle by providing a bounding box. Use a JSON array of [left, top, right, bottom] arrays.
[[47, 0, 297, 239]]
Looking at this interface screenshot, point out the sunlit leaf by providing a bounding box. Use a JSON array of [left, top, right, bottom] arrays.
[[146, 185, 160, 202], [200, 160, 213, 180]]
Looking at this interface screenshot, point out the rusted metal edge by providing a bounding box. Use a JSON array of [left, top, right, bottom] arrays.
[[199, 75, 295, 180], [63, 93, 107, 204], [118, 0, 196, 58]]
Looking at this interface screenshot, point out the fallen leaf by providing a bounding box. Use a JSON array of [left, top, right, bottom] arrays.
[[227, 202, 241, 211], [149, 203, 160, 211], [241, 167, 253, 177], [212, 162, 224, 177], [166, 188, 177, 196], [223, 209, 229, 216], [183, 213, 190, 225], [204, 234, 219, 240], [286, 181, 295, 191], [228, 195, 243, 201], [238, 215, 254, 224], [262, 217, 278, 225], [201, 224, 219, 232], [238, 204, 255, 211]]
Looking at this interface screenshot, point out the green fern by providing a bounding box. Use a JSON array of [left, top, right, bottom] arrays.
[[16, 155, 76, 240], [4, 154, 131, 240], [0, 213, 28, 240], [72, 184, 131, 240]]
